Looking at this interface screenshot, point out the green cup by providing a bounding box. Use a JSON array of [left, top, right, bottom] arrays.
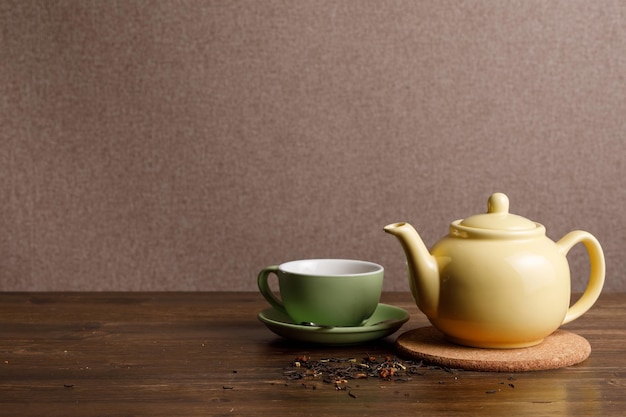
[[257, 259, 384, 327]]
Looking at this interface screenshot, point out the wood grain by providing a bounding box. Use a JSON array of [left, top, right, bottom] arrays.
[[0, 292, 624, 416]]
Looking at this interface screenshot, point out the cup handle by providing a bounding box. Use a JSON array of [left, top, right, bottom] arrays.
[[557, 230, 606, 325], [257, 265, 287, 314]]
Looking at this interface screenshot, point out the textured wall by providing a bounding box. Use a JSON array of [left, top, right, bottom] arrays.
[[0, 0, 624, 291]]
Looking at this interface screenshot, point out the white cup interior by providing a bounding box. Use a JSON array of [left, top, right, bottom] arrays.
[[280, 259, 382, 276]]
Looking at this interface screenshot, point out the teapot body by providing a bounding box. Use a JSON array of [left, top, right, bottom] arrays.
[[427, 229, 571, 348]]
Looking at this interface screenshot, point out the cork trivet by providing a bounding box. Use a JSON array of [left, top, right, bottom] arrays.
[[395, 327, 591, 372]]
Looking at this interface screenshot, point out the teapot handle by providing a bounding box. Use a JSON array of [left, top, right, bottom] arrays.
[[557, 230, 606, 325]]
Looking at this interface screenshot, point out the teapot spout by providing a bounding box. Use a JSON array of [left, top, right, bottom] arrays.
[[384, 222, 439, 318]]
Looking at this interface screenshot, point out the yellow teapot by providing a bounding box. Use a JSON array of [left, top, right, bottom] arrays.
[[384, 192, 605, 348]]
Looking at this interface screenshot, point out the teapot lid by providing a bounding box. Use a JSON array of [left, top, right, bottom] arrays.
[[459, 193, 537, 231]]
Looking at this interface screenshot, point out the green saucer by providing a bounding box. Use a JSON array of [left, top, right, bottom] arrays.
[[258, 303, 410, 345]]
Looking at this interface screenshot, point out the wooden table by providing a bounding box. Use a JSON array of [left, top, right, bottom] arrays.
[[0, 292, 624, 416]]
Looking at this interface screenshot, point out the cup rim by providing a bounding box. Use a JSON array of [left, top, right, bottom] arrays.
[[279, 258, 383, 277]]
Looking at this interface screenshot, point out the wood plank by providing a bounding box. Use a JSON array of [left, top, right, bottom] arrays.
[[0, 292, 623, 416]]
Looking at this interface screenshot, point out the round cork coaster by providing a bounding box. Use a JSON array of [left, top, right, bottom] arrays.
[[395, 327, 590, 372]]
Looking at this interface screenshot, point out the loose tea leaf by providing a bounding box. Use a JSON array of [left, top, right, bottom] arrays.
[[284, 355, 430, 385]]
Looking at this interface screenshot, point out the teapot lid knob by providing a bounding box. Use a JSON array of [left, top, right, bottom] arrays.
[[458, 192, 538, 231], [488, 193, 509, 214]]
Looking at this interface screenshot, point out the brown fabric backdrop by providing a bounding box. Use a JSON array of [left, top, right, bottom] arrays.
[[0, 0, 624, 291]]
